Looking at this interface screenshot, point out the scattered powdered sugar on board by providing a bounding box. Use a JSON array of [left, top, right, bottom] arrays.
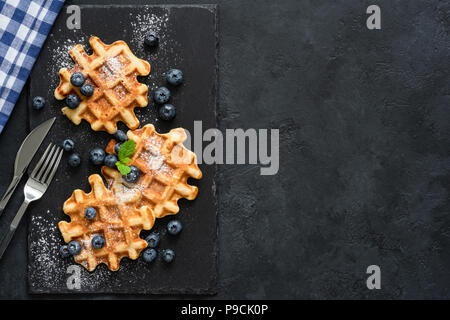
[[129, 7, 183, 91], [129, 11, 169, 50], [29, 214, 64, 286], [29, 210, 137, 290], [46, 33, 88, 90]]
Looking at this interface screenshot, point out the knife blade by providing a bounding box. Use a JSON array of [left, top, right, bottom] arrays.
[[0, 117, 55, 217]]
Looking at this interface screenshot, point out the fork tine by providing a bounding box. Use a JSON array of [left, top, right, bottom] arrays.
[[40, 146, 61, 183], [31, 143, 53, 178], [44, 147, 63, 185], [34, 144, 57, 180]]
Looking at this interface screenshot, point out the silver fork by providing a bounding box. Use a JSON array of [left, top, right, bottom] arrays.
[[0, 143, 63, 260]]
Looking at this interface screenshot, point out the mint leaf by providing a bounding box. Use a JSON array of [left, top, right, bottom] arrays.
[[122, 157, 131, 164], [118, 140, 136, 162], [116, 161, 131, 175], [114, 139, 136, 175]]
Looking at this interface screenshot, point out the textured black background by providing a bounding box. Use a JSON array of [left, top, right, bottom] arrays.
[[1, 0, 450, 299]]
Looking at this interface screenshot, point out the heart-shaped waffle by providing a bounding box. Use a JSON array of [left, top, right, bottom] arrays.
[[102, 124, 203, 218], [54, 36, 150, 133], [58, 174, 154, 271]]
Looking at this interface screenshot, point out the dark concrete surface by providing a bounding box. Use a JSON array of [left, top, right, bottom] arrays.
[[1, 0, 450, 299]]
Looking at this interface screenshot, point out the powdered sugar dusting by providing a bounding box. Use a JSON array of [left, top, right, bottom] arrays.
[[141, 139, 165, 170], [29, 211, 116, 289], [130, 11, 169, 50], [115, 183, 144, 203], [99, 56, 125, 80], [47, 34, 87, 90], [113, 134, 175, 202], [106, 56, 124, 73], [140, 134, 175, 175], [129, 7, 183, 91], [29, 214, 61, 285]]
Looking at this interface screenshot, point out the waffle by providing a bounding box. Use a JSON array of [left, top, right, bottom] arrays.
[[54, 36, 151, 134], [102, 124, 203, 218], [58, 174, 155, 271]]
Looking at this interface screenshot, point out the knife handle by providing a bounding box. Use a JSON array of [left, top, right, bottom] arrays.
[[0, 226, 16, 261], [0, 175, 21, 218], [0, 200, 28, 260]]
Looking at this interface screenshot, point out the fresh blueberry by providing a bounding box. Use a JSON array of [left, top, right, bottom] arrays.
[[166, 69, 184, 86], [84, 207, 96, 220], [104, 154, 118, 168], [32, 96, 46, 110], [162, 249, 175, 263], [167, 220, 182, 235], [159, 104, 176, 121], [68, 240, 82, 255], [154, 87, 171, 104], [62, 139, 75, 152], [142, 248, 157, 263], [114, 143, 122, 155], [66, 94, 80, 109], [91, 235, 105, 249], [123, 165, 140, 183], [145, 232, 160, 248], [114, 129, 128, 142], [59, 245, 71, 258], [70, 72, 85, 87], [68, 153, 81, 167], [144, 30, 159, 47], [80, 83, 94, 97], [89, 148, 106, 165]]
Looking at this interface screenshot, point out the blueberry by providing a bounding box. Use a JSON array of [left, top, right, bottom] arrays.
[[62, 139, 75, 152], [80, 83, 94, 97], [59, 245, 71, 258], [91, 235, 105, 249], [89, 148, 106, 165], [84, 207, 96, 220], [68, 153, 81, 167], [166, 69, 184, 86], [32, 96, 46, 110], [66, 94, 80, 109], [162, 249, 175, 263], [70, 72, 85, 87], [142, 248, 157, 263], [159, 104, 176, 121], [104, 154, 118, 168], [114, 129, 128, 142], [68, 240, 82, 255], [123, 165, 140, 183], [154, 87, 171, 104], [145, 232, 160, 248], [167, 220, 182, 235], [114, 143, 122, 155], [144, 30, 159, 47]]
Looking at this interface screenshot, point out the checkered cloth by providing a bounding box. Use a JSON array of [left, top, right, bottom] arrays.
[[0, 0, 65, 133]]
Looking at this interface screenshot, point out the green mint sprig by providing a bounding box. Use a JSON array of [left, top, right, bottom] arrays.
[[115, 139, 136, 175]]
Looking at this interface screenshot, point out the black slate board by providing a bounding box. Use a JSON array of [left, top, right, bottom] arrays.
[[27, 4, 217, 294]]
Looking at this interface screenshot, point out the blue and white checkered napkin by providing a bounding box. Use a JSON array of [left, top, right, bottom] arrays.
[[0, 0, 65, 133]]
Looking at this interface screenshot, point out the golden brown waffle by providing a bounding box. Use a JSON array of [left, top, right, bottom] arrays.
[[102, 124, 202, 218], [58, 174, 154, 271], [54, 36, 150, 134]]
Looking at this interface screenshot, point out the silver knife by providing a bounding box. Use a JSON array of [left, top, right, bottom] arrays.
[[0, 117, 55, 217]]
